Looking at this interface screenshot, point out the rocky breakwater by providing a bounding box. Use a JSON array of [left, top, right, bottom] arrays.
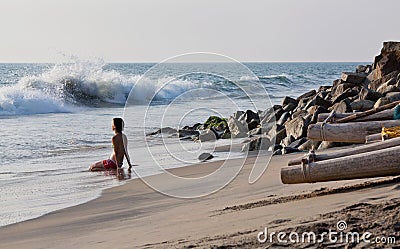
[[148, 41, 400, 157], [270, 41, 400, 153]]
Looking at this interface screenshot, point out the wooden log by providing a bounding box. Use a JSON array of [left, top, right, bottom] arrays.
[[365, 133, 383, 144], [281, 145, 400, 184], [288, 136, 400, 166], [307, 120, 400, 143], [334, 100, 400, 123], [317, 109, 394, 123]]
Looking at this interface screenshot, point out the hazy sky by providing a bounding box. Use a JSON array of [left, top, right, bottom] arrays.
[[1, 0, 399, 62]]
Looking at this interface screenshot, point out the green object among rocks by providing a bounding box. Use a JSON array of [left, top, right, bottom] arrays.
[[394, 104, 400, 120], [204, 116, 228, 130]]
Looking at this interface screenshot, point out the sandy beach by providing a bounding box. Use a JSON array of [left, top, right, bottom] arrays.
[[1, 149, 399, 248]]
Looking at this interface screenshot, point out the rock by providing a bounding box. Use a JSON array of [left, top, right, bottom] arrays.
[[273, 144, 283, 151], [198, 129, 218, 142], [220, 131, 232, 139], [204, 116, 228, 131], [359, 87, 383, 101], [233, 111, 245, 120], [341, 72, 366, 85], [291, 110, 309, 119], [332, 79, 343, 87], [248, 127, 262, 136], [285, 116, 309, 140], [273, 128, 287, 145], [350, 100, 375, 112], [329, 99, 352, 113], [147, 127, 177, 136], [273, 149, 282, 155], [304, 95, 331, 110], [369, 70, 400, 91], [281, 96, 298, 106], [198, 153, 214, 161], [276, 112, 291, 126], [318, 86, 332, 92], [241, 110, 259, 123], [288, 137, 308, 149], [379, 85, 400, 95], [260, 106, 284, 125], [332, 83, 357, 96], [310, 106, 329, 124], [373, 97, 391, 108], [280, 135, 295, 147], [372, 41, 400, 79], [242, 136, 271, 152], [283, 102, 296, 112], [178, 130, 200, 138], [356, 65, 372, 74], [331, 88, 358, 104], [247, 119, 260, 131], [227, 116, 248, 138], [296, 89, 316, 101], [386, 92, 400, 102], [376, 78, 399, 94]]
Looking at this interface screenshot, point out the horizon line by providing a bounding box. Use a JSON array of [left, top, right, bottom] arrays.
[[0, 60, 373, 64]]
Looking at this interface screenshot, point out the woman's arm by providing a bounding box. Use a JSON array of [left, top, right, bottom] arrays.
[[123, 134, 133, 168]]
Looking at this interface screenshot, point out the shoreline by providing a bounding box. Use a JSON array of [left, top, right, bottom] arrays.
[[1, 148, 398, 248]]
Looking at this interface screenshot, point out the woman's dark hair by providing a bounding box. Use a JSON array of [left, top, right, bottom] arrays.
[[113, 118, 124, 132]]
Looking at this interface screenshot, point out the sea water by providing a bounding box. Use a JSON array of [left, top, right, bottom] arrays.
[[0, 60, 362, 226]]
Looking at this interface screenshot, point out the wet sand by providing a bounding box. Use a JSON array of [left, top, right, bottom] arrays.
[[0, 151, 399, 248]]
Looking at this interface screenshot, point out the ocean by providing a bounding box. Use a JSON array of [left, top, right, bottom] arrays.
[[0, 61, 363, 226]]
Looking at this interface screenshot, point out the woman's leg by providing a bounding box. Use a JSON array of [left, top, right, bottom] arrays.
[[89, 161, 105, 171]]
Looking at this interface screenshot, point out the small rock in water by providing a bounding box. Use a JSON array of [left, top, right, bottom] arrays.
[[198, 153, 214, 161]]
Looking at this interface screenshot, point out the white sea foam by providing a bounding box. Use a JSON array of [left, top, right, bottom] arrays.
[[0, 60, 213, 115]]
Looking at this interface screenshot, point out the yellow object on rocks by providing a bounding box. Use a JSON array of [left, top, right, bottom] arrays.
[[382, 126, 400, 139]]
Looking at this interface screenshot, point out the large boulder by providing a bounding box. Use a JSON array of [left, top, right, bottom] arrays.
[[198, 129, 218, 142], [350, 99, 375, 111], [241, 136, 271, 152], [178, 129, 200, 138], [227, 116, 248, 138], [241, 110, 260, 124], [284, 116, 309, 140], [341, 72, 367, 85], [373, 42, 400, 79], [376, 78, 400, 94], [147, 127, 177, 136], [281, 96, 298, 106], [331, 88, 358, 104], [386, 92, 400, 102], [329, 99, 352, 113], [304, 95, 332, 110], [276, 112, 291, 126], [359, 87, 383, 101], [369, 42, 400, 90], [373, 97, 390, 108], [356, 65, 372, 74], [332, 83, 358, 96], [369, 70, 400, 91], [296, 89, 316, 101]]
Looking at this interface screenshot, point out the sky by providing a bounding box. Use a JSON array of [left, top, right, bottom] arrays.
[[0, 0, 400, 63]]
